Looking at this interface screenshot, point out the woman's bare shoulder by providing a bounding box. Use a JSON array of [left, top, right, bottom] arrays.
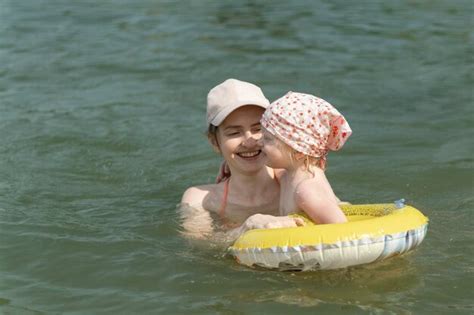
[[181, 184, 214, 204], [181, 183, 224, 211]]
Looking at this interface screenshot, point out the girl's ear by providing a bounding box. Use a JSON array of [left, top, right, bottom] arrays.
[[293, 151, 305, 161], [208, 134, 221, 154]]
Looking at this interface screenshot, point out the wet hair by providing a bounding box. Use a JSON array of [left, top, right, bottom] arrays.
[[207, 124, 219, 148], [207, 124, 218, 137]]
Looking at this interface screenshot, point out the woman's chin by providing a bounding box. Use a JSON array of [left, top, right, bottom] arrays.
[[233, 155, 267, 172]]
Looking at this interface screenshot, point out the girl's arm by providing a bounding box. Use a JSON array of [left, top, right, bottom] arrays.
[[295, 177, 347, 224]]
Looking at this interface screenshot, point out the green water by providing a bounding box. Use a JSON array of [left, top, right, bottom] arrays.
[[1, 0, 473, 313]]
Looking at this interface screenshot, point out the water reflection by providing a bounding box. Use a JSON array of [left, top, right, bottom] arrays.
[[227, 255, 421, 312]]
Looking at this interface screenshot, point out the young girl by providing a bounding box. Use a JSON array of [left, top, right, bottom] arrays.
[[260, 91, 352, 224]]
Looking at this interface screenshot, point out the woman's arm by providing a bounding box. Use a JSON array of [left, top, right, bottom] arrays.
[[180, 206, 305, 244], [180, 185, 305, 243], [179, 203, 214, 239], [179, 187, 215, 239], [242, 214, 305, 230], [180, 186, 246, 242], [209, 214, 306, 245]]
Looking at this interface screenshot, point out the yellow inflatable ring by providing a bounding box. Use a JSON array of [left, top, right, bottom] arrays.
[[229, 203, 428, 271]]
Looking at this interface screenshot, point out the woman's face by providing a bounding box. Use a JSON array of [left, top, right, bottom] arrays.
[[213, 105, 266, 175]]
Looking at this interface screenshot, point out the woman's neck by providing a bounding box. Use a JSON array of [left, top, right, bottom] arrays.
[[228, 167, 276, 197]]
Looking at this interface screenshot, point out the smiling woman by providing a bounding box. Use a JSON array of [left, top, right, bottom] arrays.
[[210, 106, 267, 174], [180, 79, 304, 241]]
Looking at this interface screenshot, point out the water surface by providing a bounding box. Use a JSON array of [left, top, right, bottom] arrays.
[[0, 0, 473, 313]]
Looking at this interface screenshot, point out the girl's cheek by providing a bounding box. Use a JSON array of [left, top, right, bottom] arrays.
[[254, 131, 263, 140]]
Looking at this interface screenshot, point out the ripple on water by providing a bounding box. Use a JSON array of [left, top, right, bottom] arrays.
[[0, 0, 473, 313]]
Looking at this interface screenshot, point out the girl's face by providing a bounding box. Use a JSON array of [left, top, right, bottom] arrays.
[[261, 129, 293, 169], [213, 105, 266, 175]]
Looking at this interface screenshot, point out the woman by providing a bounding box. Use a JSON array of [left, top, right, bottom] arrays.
[[180, 79, 304, 241]]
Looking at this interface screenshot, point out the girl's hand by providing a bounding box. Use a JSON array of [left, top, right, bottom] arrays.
[[242, 214, 305, 232], [215, 161, 231, 183]]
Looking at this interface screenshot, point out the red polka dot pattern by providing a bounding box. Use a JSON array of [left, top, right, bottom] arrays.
[[261, 91, 352, 164]]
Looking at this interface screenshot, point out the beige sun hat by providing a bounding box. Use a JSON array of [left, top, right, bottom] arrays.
[[206, 78, 270, 126]]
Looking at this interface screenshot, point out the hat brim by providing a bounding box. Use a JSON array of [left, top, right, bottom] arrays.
[[209, 100, 269, 126]]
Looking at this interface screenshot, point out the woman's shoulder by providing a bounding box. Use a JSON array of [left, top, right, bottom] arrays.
[[181, 184, 215, 204], [181, 183, 223, 211]]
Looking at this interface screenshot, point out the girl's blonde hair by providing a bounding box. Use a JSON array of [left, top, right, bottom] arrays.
[[278, 140, 324, 175]]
